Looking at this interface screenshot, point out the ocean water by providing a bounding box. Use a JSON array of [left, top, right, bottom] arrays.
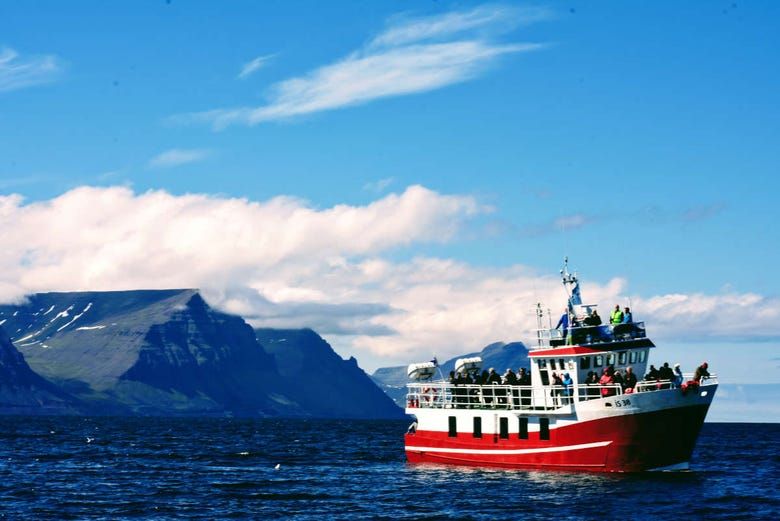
[[0, 418, 777, 520]]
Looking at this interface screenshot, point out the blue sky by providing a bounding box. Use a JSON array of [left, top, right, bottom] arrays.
[[1, 2, 779, 387]]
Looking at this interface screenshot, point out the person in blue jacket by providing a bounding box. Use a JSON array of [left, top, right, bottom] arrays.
[[562, 373, 574, 405], [556, 309, 570, 342], [623, 307, 633, 323]]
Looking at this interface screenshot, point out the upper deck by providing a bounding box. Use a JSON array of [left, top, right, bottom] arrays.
[[533, 321, 651, 352]]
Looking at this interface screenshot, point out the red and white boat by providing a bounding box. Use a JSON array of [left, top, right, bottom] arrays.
[[404, 261, 718, 472]]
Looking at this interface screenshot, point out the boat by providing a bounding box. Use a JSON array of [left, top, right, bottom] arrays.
[[404, 260, 718, 472]]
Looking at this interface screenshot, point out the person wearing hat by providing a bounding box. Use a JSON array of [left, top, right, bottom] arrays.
[[672, 363, 684, 388], [694, 362, 710, 383]]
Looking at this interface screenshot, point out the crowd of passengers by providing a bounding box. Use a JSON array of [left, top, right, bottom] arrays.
[[589, 361, 711, 397], [448, 367, 534, 408], [444, 361, 712, 408], [555, 305, 640, 344], [557, 304, 633, 331]]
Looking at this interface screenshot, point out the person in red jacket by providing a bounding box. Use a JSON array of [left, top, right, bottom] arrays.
[[600, 366, 616, 397]]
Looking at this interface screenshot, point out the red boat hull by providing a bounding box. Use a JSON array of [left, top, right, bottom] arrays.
[[405, 404, 710, 472]]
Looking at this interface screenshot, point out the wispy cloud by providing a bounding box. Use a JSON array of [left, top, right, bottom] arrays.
[[681, 202, 727, 222], [148, 148, 211, 168], [238, 54, 275, 79], [0, 174, 53, 189], [364, 177, 395, 193], [371, 5, 551, 47], [0, 47, 62, 93], [174, 5, 549, 129], [517, 212, 600, 237]]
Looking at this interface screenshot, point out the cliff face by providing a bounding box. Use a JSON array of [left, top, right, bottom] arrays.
[[0, 326, 75, 413], [371, 341, 530, 408], [255, 328, 404, 419], [0, 290, 402, 418]]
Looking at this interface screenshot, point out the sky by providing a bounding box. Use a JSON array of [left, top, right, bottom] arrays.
[[1, 1, 779, 390]]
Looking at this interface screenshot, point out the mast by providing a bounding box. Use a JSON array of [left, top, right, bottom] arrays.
[[560, 257, 582, 314]]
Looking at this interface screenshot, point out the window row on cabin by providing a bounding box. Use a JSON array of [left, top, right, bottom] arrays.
[[578, 349, 647, 370], [535, 350, 648, 372], [448, 416, 550, 441], [537, 358, 573, 371]]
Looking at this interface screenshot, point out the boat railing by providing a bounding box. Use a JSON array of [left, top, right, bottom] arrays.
[[634, 373, 718, 393], [534, 321, 647, 349], [406, 374, 718, 412], [406, 382, 624, 412]]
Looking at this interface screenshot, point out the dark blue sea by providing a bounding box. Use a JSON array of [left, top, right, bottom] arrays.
[[0, 418, 777, 520]]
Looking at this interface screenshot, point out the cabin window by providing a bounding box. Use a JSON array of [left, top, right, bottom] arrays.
[[638, 350, 647, 363], [448, 416, 457, 437], [580, 356, 591, 370], [473, 417, 482, 438], [618, 351, 627, 365], [540, 370, 550, 386], [499, 417, 509, 439], [549, 359, 557, 370], [538, 359, 547, 369], [540, 418, 550, 441], [629, 351, 637, 364], [594, 355, 604, 367], [519, 417, 529, 439], [558, 359, 565, 370], [606, 353, 616, 366]]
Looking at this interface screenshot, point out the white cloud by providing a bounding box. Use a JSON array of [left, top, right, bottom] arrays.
[[0, 184, 481, 304], [1, 185, 776, 371], [174, 5, 547, 129], [0, 47, 62, 93], [238, 54, 275, 79], [148, 148, 211, 168]]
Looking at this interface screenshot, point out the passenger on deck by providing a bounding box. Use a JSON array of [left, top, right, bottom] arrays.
[[562, 373, 573, 405], [504, 369, 518, 407], [658, 362, 674, 387], [555, 309, 570, 341], [583, 309, 602, 326], [484, 368, 500, 405], [610, 305, 624, 324], [613, 369, 624, 389], [503, 369, 518, 385], [624, 366, 638, 392], [645, 365, 659, 381], [477, 370, 488, 386], [673, 363, 684, 387], [551, 372, 563, 406], [519, 368, 531, 386], [693, 362, 710, 383], [586, 371, 600, 399], [448, 371, 456, 384], [623, 307, 633, 323], [600, 365, 617, 397], [454, 371, 465, 407], [518, 368, 531, 407]]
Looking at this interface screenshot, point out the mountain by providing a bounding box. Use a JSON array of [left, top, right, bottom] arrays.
[[255, 328, 403, 419], [0, 326, 76, 414], [371, 341, 530, 408], [0, 290, 402, 418]]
